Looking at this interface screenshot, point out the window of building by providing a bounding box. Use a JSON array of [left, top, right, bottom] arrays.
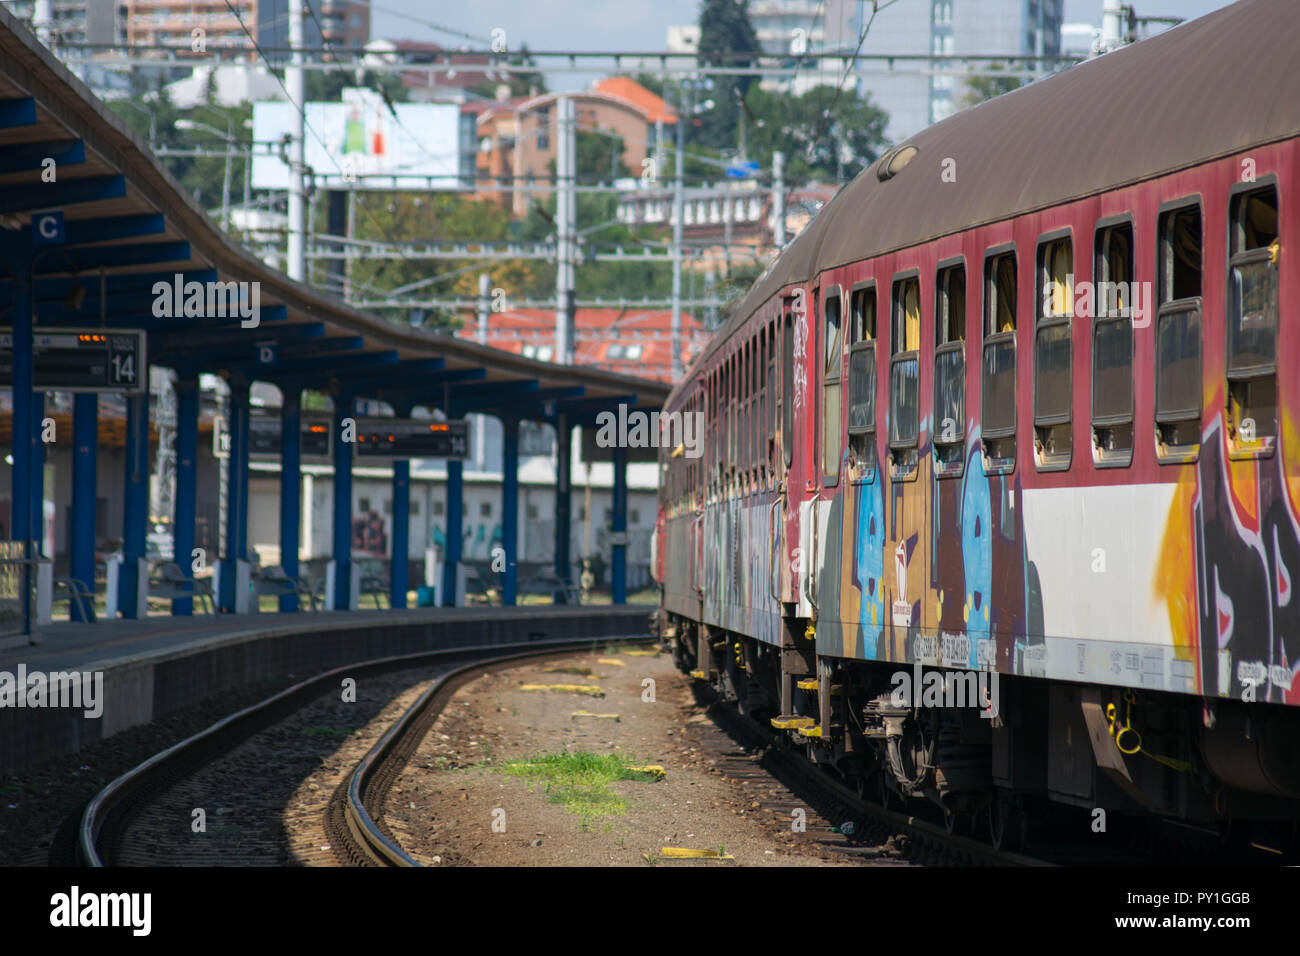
[[1034, 236, 1073, 469], [1092, 221, 1135, 466], [822, 289, 843, 481], [848, 285, 877, 474], [889, 275, 921, 479], [982, 249, 1017, 470], [480, 502, 492, 517], [433, 500, 445, 516], [1226, 184, 1279, 457], [1155, 203, 1203, 460], [932, 263, 965, 475], [358, 497, 371, 513]]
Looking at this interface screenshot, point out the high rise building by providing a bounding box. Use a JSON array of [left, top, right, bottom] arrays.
[[861, 0, 1062, 143], [3, 0, 122, 46], [118, 0, 367, 60]]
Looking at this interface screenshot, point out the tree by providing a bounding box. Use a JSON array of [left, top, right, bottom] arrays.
[[745, 84, 889, 181], [696, 0, 761, 150], [960, 62, 1024, 108]]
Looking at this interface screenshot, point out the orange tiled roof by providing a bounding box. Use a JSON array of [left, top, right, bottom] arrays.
[[592, 77, 678, 125]]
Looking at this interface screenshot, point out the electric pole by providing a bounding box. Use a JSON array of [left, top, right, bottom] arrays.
[[772, 150, 786, 250], [555, 95, 576, 364], [670, 87, 685, 381], [286, 0, 307, 282]]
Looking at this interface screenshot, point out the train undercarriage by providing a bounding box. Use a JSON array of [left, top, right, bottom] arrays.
[[660, 609, 1300, 857]]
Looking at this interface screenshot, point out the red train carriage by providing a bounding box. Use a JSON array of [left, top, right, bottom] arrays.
[[653, 0, 1300, 843]]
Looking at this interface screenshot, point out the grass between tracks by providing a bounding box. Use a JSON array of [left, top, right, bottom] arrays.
[[500, 749, 659, 827]]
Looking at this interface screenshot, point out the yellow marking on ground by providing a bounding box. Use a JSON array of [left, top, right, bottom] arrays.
[[654, 847, 734, 861], [626, 765, 665, 779], [622, 649, 657, 656], [598, 658, 627, 666], [571, 710, 621, 721], [518, 683, 606, 698], [770, 715, 815, 730]]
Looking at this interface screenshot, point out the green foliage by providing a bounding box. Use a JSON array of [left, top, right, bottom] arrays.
[[696, 0, 762, 149], [960, 63, 1025, 108], [502, 748, 656, 827], [743, 84, 889, 180]]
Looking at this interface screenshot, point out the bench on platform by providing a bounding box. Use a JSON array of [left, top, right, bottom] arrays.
[[147, 562, 214, 614]]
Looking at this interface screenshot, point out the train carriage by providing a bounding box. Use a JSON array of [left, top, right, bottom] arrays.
[[654, 0, 1300, 844]]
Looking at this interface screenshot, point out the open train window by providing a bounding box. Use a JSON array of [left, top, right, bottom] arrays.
[[782, 308, 794, 469], [1155, 201, 1203, 462], [1092, 221, 1135, 467], [934, 262, 965, 477], [847, 284, 877, 479], [889, 274, 921, 481], [981, 248, 1018, 472], [822, 288, 843, 483], [1034, 235, 1073, 470], [1226, 182, 1278, 459]]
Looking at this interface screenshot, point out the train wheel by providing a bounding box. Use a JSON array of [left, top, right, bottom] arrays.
[[988, 790, 1024, 853]]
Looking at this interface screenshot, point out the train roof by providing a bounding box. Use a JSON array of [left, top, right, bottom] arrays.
[[670, 0, 1299, 405]]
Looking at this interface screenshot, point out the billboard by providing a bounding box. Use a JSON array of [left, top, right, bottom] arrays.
[[251, 89, 470, 191]]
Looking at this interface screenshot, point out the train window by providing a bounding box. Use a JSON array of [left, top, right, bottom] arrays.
[[889, 275, 921, 480], [1155, 203, 1203, 461], [981, 250, 1017, 471], [768, 319, 777, 481], [934, 263, 965, 477], [1034, 237, 1073, 470], [1226, 184, 1279, 458], [782, 309, 794, 469], [823, 290, 843, 482], [848, 285, 877, 476], [1092, 222, 1135, 467]]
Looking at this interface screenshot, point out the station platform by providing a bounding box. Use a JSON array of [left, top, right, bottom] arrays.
[[0, 604, 654, 774]]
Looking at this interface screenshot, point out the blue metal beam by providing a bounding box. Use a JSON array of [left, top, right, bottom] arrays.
[[70, 393, 97, 621], [173, 376, 199, 615], [554, 415, 572, 602], [391, 460, 409, 609], [272, 349, 398, 375], [151, 319, 320, 363], [332, 393, 355, 610], [10, 266, 33, 632], [447, 379, 539, 416], [121, 391, 150, 618], [612, 445, 628, 605], [219, 379, 249, 611], [32, 240, 191, 274], [30, 393, 45, 557], [0, 139, 84, 175], [279, 389, 301, 612], [0, 98, 37, 128], [502, 415, 519, 606], [442, 459, 462, 606], [0, 173, 124, 214], [351, 367, 486, 400], [472, 386, 585, 414]]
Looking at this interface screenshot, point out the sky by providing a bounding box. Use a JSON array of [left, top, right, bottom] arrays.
[[369, 0, 1239, 65]]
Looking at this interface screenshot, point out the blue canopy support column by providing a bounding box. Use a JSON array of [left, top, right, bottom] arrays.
[[331, 393, 355, 610], [501, 415, 519, 606], [219, 376, 250, 612], [391, 460, 409, 609], [9, 267, 32, 631], [70, 393, 97, 621], [30, 391, 45, 556], [120, 388, 150, 618], [441, 459, 462, 606], [554, 414, 572, 602], [279, 388, 301, 612], [172, 375, 199, 615], [611, 444, 628, 605]]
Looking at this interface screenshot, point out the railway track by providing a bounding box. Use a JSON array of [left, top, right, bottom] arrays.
[[79, 637, 650, 867]]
